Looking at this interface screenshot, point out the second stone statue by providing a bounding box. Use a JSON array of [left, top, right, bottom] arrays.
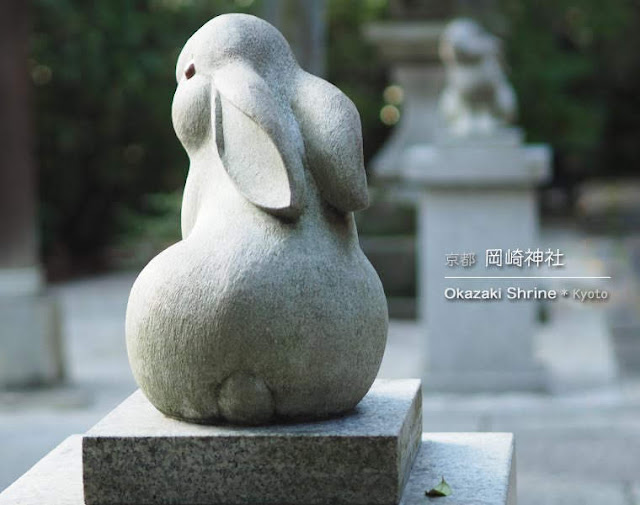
[[125, 14, 388, 425]]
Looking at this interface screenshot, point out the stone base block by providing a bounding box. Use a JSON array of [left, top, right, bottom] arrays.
[[0, 432, 516, 505], [0, 293, 64, 388], [82, 380, 422, 505]]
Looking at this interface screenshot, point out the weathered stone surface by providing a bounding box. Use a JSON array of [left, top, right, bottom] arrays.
[[1, 432, 517, 505], [82, 380, 421, 505], [126, 13, 388, 426]]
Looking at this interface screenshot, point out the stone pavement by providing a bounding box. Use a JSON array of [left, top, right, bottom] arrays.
[[1, 226, 639, 504]]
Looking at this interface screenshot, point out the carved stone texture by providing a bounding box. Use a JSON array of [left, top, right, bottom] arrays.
[[81, 381, 422, 505], [439, 18, 517, 137], [125, 14, 388, 426]]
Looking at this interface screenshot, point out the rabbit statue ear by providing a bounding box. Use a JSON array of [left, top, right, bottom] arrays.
[[212, 64, 305, 219], [293, 74, 368, 213]]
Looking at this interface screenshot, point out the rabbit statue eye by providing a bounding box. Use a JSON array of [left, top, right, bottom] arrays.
[[185, 61, 196, 80]]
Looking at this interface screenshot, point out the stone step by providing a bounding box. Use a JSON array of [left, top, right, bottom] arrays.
[[82, 380, 422, 505], [0, 432, 516, 505]]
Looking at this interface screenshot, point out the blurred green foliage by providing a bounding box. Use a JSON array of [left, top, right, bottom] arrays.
[[30, 0, 390, 273], [326, 0, 390, 162], [31, 0, 258, 273], [30, 0, 640, 273], [499, 0, 640, 188]]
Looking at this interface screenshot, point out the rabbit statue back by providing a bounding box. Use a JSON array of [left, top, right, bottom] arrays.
[[125, 14, 388, 425]]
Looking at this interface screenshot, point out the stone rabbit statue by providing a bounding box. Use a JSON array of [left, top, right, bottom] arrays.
[[439, 18, 517, 136], [126, 14, 388, 425]]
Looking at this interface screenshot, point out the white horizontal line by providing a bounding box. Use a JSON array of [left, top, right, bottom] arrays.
[[444, 276, 611, 279]]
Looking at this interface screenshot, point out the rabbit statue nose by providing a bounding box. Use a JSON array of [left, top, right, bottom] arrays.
[[125, 13, 388, 425]]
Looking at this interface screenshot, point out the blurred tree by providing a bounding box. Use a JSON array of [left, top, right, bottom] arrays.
[[30, 0, 390, 275], [499, 0, 640, 195], [1, 0, 39, 269], [326, 0, 390, 163], [31, 0, 256, 276]]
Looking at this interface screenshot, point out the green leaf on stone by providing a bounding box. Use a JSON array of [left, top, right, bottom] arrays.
[[425, 477, 452, 497]]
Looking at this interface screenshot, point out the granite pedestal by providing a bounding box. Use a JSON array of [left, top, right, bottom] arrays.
[[83, 380, 422, 505], [0, 433, 516, 505]]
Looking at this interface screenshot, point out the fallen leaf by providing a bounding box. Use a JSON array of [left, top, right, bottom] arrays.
[[425, 476, 452, 497]]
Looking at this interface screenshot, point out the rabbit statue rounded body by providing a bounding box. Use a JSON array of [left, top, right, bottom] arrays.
[[125, 14, 388, 425]]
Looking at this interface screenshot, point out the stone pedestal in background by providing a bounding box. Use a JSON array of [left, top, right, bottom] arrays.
[[361, 21, 448, 318], [404, 131, 551, 392], [0, 379, 517, 505], [0, 0, 64, 388], [364, 21, 447, 180], [0, 268, 63, 387]]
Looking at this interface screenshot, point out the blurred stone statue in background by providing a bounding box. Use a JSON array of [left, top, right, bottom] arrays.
[[439, 18, 516, 136]]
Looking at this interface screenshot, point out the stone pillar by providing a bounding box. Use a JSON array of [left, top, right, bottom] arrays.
[[0, 0, 64, 387], [364, 22, 447, 179], [261, 0, 326, 77], [404, 132, 551, 392]]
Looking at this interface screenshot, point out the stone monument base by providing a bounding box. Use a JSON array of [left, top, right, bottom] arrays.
[[0, 432, 516, 505], [0, 290, 64, 388], [83, 380, 422, 505], [400, 136, 552, 394]]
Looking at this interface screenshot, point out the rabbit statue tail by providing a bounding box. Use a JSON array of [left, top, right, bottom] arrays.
[[217, 372, 275, 425]]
